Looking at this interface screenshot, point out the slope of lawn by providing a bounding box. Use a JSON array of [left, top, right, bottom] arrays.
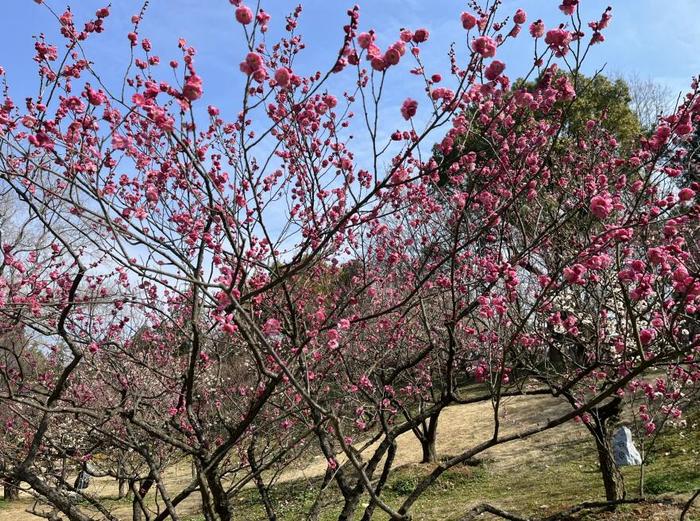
[[1, 397, 698, 521]]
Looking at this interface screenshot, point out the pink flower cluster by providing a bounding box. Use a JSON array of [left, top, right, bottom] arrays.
[[356, 29, 420, 72], [400, 98, 418, 120], [590, 194, 613, 219], [544, 28, 572, 57], [182, 74, 203, 101], [472, 36, 497, 58], [484, 60, 506, 81], [239, 52, 266, 82], [235, 4, 253, 24]]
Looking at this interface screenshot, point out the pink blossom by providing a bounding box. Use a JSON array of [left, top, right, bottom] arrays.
[[28, 132, 54, 150], [412, 29, 429, 43], [384, 47, 401, 66], [431, 87, 454, 102], [559, 0, 579, 15], [86, 86, 106, 106], [514, 9, 527, 25], [563, 264, 587, 285], [111, 134, 130, 150], [256, 9, 270, 32], [371, 57, 386, 71], [359, 374, 374, 390], [391, 41, 406, 56], [590, 195, 613, 219], [274, 67, 291, 87], [240, 52, 265, 76], [545, 28, 572, 56], [484, 60, 506, 81], [461, 12, 477, 30], [678, 187, 695, 201], [235, 5, 254, 24], [529, 20, 545, 38], [472, 36, 497, 58], [647, 247, 665, 265], [357, 32, 374, 49], [262, 318, 281, 336], [400, 98, 418, 120], [182, 74, 203, 101], [366, 43, 381, 60], [639, 328, 656, 346]]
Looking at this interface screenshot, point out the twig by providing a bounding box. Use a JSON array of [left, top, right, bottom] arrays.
[[680, 489, 700, 521], [459, 503, 531, 521]]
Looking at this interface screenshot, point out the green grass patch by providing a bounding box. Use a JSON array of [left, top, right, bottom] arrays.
[[225, 411, 699, 521]]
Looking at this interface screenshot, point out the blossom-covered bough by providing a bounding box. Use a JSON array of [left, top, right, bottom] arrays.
[[0, 0, 698, 520]]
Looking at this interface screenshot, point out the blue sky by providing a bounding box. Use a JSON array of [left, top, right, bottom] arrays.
[[2, 0, 698, 114], [1, 1, 698, 258]]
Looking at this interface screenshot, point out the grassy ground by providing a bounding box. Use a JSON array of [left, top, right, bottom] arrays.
[[193, 408, 700, 521], [2, 399, 698, 521]]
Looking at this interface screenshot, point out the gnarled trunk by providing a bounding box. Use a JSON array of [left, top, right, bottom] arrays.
[[3, 476, 20, 501], [593, 426, 625, 501], [416, 411, 440, 464], [588, 397, 625, 502]]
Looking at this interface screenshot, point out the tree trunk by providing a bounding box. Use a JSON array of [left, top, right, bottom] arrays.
[[117, 458, 128, 499], [579, 396, 625, 503], [118, 478, 128, 499], [248, 440, 276, 521], [419, 412, 439, 464], [360, 441, 396, 521], [205, 467, 233, 521], [337, 494, 362, 521], [3, 476, 20, 501], [593, 429, 625, 501], [131, 475, 155, 521]]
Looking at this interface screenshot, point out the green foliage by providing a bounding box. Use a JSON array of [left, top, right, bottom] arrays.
[[432, 73, 643, 190], [562, 74, 642, 149], [390, 476, 418, 496]]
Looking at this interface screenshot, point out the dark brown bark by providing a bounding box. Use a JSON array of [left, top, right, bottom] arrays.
[[131, 475, 155, 521], [3, 476, 20, 501], [420, 413, 440, 463], [248, 440, 276, 521], [192, 459, 217, 521], [19, 469, 94, 521], [360, 441, 397, 521], [117, 458, 128, 499], [587, 398, 625, 502], [417, 411, 440, 464], [680, 489, 700, 521], [205, 466, 233, 521], [593, 431, 625, 502]]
